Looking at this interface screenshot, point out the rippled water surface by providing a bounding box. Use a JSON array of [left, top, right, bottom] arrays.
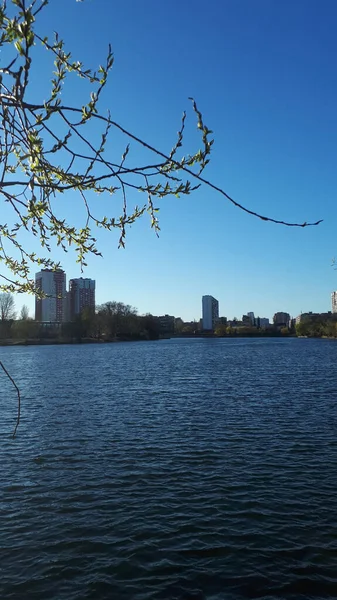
[[1, 338, 337, 599]]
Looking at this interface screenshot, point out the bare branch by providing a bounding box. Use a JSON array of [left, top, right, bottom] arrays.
[[0, 360, 21, 438]]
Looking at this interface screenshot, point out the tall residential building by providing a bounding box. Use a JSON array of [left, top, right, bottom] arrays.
[[69, 278, 95, 319], [332, 291, 337, 313], [202, 295, 219, 330], [35, 269, 67, 323]]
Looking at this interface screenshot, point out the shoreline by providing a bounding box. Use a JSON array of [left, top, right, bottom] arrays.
[[1, 335, 337, 347], [0, 337, 137, 346]]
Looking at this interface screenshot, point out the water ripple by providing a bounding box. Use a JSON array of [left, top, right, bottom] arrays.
[[1, 338, 337, 599]]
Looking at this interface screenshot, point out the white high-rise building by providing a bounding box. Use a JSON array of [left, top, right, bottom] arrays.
[[202, 295, 219, 330], [332, 291, 337, 313], [35, 269, 67, 323]]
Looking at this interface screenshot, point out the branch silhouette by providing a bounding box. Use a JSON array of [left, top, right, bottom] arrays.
[[0, 0, 322, 295], [0, 360, 21, 438]]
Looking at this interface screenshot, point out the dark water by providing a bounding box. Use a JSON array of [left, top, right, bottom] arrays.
[[1, 338, 337, 599]]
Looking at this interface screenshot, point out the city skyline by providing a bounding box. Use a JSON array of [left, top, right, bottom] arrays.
[[21, 293, 337, 324], [22, 271, 337, 324], [31, 269, 337, 325]]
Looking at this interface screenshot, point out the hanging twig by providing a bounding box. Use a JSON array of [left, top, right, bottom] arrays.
[[0, 360, 21, 438], [0, 0, 324, 296]]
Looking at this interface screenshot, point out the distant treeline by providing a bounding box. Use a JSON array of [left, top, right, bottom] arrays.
[[0, 302, 161, 343], [1, 295, 337, 344], [213, 325, 291, 337], [295, 315, 337, 338], [214, 320, 337, 338]]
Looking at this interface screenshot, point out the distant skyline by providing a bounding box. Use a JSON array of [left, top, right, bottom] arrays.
[[24, 268, 336, 324], [5, 0, 337, 320]]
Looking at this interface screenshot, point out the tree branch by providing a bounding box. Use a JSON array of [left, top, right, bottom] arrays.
[[0, 360, 21, 438], [21, 101, 323, 228], [0, 0, 322, 296]]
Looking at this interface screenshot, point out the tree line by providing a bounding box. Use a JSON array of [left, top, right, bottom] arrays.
[[295, 315, 337, 338], [214, 324, 291, 337], [2, 291, 337, 343], [0, 294, 161, 343]]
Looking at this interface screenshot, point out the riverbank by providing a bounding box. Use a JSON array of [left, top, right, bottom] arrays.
[[3, 329, 337, 346], [2, 334, 334, 347], [0, 337, 135, 346]]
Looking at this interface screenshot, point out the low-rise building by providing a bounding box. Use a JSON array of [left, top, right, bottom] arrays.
[[273, 312, 290, 327], [296, 311, 335, 324], [258, 317, 270, 328], [296, 312, 313, 324], [157, 314, 175, 334], [227, 318, 241, 327]]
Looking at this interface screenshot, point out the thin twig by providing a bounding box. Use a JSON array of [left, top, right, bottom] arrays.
[[21, 101, 323, 228], [0, 360, 21, 438]]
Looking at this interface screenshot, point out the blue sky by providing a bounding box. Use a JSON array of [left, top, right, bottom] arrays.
[[5, 0, 337, 320]]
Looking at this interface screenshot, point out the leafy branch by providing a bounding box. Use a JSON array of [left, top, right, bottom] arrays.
[[0, 0, 322, 294]]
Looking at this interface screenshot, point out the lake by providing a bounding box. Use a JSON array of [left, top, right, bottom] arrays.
[[1, 338, 337, 599]]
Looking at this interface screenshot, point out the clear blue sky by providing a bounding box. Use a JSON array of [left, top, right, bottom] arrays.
[[7, 0, 337, 320]]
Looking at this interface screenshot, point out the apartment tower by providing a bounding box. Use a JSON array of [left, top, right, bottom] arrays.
[[202, 295, 219, 331], [332, 291, 337, 314], [69, 278, 95, 320], [35, 269, 67, 323]]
